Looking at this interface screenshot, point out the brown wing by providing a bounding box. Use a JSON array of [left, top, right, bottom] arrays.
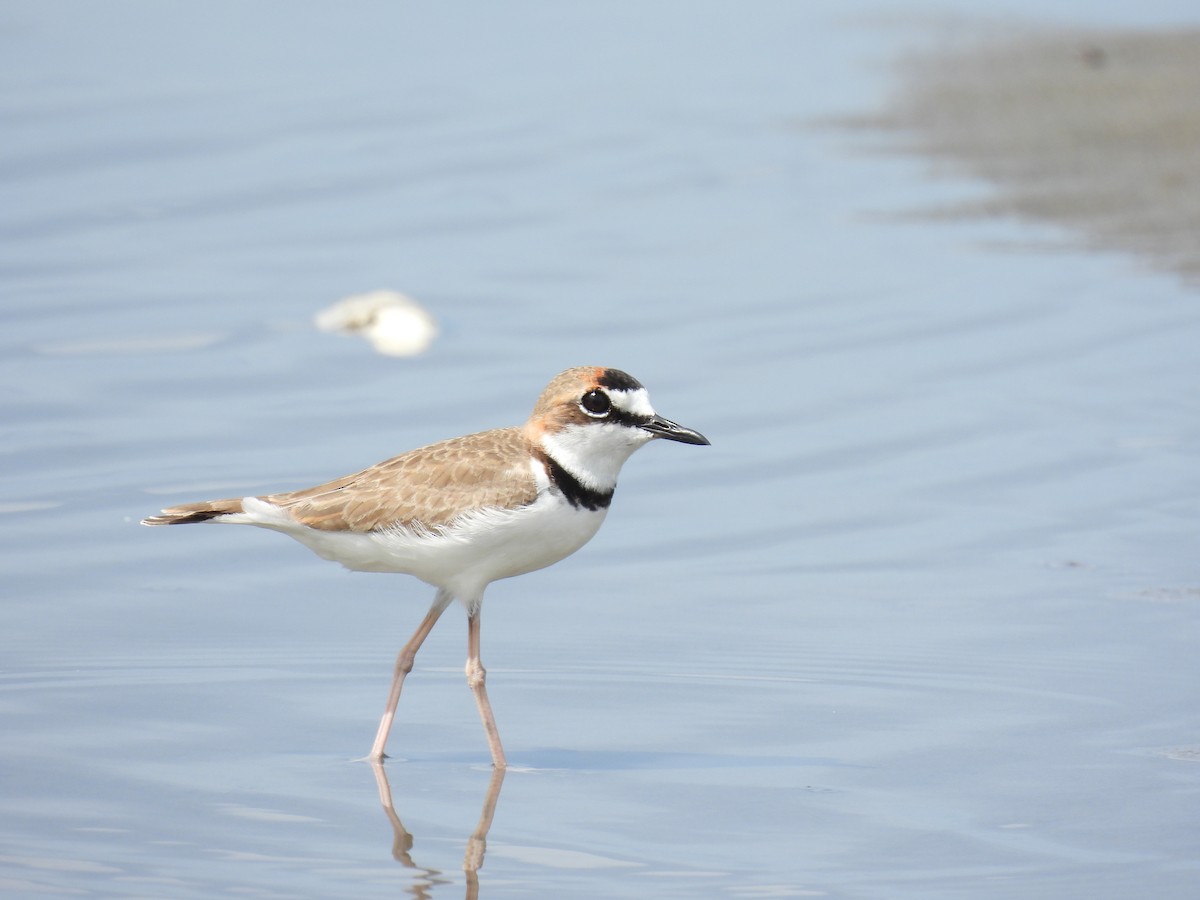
[[142, 426, 540, 532], [265, 426, 538, 532]]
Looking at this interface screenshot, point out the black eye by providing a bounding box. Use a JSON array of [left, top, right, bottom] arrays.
[[580, 389, 611, 416]]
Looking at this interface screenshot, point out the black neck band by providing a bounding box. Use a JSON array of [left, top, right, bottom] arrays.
[[535, 451, 614, 511]]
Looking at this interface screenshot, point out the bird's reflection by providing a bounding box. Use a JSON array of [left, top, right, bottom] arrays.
[[371, 762, 506, 899]]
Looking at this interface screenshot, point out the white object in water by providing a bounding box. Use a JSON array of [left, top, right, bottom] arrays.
[[315, 290, 438, 357]]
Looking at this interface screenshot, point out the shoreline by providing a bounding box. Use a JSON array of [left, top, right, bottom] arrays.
[[851, 25, 1200, 284]]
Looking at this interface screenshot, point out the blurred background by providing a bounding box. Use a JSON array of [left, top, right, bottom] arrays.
[[2, 1, 1198, 897]]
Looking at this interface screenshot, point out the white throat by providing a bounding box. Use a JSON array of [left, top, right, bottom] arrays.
[[539, 422, 654, 491]]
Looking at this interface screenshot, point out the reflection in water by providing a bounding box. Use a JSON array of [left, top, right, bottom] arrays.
[[371, 763, 506, 899]]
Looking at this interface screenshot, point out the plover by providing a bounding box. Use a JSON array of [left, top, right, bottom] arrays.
[[143, 366, 709, 767]]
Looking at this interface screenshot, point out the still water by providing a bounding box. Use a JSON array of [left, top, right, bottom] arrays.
[[3, 2, 1198, 897]]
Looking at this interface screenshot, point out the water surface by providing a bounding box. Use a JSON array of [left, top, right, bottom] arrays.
[[2, 2, 1199, 897]]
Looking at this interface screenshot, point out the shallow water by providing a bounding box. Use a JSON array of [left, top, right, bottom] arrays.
[[3, 1, 1199, 898]]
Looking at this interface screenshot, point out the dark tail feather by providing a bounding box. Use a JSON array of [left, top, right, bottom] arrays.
[[141, 498, 245, 526]]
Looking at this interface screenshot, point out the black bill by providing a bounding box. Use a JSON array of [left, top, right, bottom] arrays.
[[641, 414, 710, 446]]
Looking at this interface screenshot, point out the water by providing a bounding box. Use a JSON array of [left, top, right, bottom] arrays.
[[3, 2, 1199, 897]]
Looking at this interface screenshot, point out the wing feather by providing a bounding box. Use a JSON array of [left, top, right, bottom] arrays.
[[142, 426, 540, 532], [268, 426, 537, 532]]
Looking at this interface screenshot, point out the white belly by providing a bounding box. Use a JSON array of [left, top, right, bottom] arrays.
[[235, 493, 606, 602]]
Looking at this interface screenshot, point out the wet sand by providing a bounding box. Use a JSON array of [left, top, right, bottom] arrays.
[[857, 26, 1200, 283]]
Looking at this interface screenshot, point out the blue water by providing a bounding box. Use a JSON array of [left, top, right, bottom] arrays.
[[3, 1, 1199, 897]]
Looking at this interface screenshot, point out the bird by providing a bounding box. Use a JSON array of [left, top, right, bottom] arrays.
[[142, 366, 709, 767]]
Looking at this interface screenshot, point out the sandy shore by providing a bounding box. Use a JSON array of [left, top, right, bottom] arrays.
[[853, 25, 1200, 283]]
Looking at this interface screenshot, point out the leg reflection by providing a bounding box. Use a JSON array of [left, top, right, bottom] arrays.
[[371, 762, 507, 898], [464, 766, 506, 899]]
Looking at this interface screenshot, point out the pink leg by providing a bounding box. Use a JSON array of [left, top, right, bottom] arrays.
[[368, 590, 452, 762], [466, 607, 507, 768]]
